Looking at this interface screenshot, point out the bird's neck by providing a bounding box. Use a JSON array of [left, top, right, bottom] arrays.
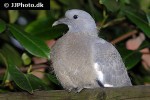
[[67, 28, 98, 37]]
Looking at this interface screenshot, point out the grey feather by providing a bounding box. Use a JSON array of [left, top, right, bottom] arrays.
[[51, 34, 100, 91], [51, 9, 132, 92], [93, 38, 132, 86]]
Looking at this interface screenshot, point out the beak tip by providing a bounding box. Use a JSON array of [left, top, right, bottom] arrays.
[[52, 18, 67, 27], [52, 21, 58, 27]]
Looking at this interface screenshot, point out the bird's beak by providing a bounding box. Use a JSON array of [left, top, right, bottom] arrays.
[[52, 18, 69, 27]]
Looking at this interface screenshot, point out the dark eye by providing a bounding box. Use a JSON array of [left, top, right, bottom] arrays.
[[73, 15, 78, 19]]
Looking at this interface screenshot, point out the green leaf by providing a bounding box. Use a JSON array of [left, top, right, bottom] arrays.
[[37, 10, 47, 19], [1, 43, 22, 66], [25, 17, 68, 40], [0, 52, 33, 93], [138, 40, 150, 50], [51, 0, 60, 9], [140, 0, 150, 12], [8, 10, 19, 23], [45, 74, 60, 85], [87, 0, 103, 22], [8, 66, 33, 93], [59, 0, 82, 8], [99, 0, 120, 12], [0, 19, 6, 33], [0, 89, 8, 93], [26, 74, 50, 90], [118, 47, 142, 70], [0, 44, 22, 88], [143, 76, 150, 83], [124, 10, 150, 38], [0, 51, 50, 92], [59, 0, 70, 5], [2, 70, 11, 85], [0, 53, 11, 84], [25, 17, 55, 35], [146, 12, 150, 26], [124, 52, 142, 70], [8, 24, 50, 59], [35, 25, 68, 40]]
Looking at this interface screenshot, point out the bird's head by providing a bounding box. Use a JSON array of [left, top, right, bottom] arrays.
[[53, 9, 98, 36]]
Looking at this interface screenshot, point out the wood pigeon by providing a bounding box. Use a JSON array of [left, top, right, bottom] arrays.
[[51, 9, 132, 92]]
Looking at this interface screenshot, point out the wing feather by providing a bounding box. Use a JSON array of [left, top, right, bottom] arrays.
[[93, 38, 132, 87]]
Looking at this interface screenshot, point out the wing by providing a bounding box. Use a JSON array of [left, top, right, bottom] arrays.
[[93, 38, 132, 87]]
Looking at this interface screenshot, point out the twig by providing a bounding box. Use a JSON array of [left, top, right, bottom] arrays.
[[99, 17, 126, 29], [0, 64, 49, 75], [111, 30, 138, 44]]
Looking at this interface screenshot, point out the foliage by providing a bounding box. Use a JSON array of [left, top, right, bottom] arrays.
[[0, 0, 150, 93]]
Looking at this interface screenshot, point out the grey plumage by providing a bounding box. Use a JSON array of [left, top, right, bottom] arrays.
[[51, 9, 132, 92]]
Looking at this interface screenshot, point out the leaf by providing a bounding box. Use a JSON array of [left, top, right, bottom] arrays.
[[59, 0, 82, 8], [0, 89, 8, 93], [25, 17, 68, 40], [143, 76, 150, 83], [45, 74, 60, 85], [0, 51, 50, 92], [0, 19, 6, 33], [59, 0, 82, 9], [0, 53, 11, 84], [118, 47, 142, 70], [146, 12, 150, 26], [8, 66, 33, 93], [1, 43, 22, 66], [139, 0, 150, 12], [37, 10, 47, 19], [8, 24, 50, 59], [25, 14, 69, 40], [138, 40, 150, 50], [130, 72, 143, 85], [59, 0, 70, 5], [124, 52, 142, 70], [99, 0, 120, 12], [26, 74, 50, 90], [87, 0, 103, 22], [25, 17, 67, 40], [124, 10, 150, 38], [35, 25, 68, 40], [0, 52, 33, 93], [50, 0, 60, 9], [25, 17, 55, 35], [2, 70, 11, 85], [8, 10, 19, 23]]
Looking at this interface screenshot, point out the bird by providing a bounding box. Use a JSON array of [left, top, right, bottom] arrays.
[[51, 9, 132, 92]]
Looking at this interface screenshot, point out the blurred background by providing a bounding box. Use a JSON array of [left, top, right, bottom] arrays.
[[0, 0, 150, 93]]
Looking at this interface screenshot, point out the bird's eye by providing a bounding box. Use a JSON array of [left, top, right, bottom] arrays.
[[73, 15, 78, 19]]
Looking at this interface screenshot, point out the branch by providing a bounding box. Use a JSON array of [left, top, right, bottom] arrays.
[[0, 86, 150, 100], [100, 17, 126, 29], [111, 30, 138, 44], [0, 64, 49, 75]]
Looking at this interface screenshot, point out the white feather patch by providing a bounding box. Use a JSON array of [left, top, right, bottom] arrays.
[[94, 63, 114, 87], [104, 84, 114, 87], [94, 63, 104, 83]]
